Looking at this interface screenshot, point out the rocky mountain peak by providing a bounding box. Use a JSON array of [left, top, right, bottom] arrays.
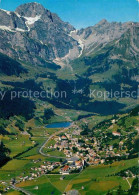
[[0, 2, 137, 68], [15, 2, 46, 17], [97, 19, 108, 25], [0, 2, 79, 66]]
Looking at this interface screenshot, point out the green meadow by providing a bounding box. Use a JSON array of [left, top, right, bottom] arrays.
[[13, 158, 138, 195]]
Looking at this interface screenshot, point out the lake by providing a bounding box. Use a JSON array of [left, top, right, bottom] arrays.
[[46, 122, 72, 128]]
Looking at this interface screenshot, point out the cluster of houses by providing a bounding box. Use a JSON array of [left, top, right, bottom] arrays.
[[15, 161, 61, 183], [50, 133, 103, 166], [60, 157, 84, 175], [1, 116, 137, 195], [13, 156, 85, 184], [47, 125, 128, 167], [10, 119, 135, 182]]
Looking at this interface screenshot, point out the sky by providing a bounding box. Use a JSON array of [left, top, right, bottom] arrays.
[[0, 0, 138, 29]]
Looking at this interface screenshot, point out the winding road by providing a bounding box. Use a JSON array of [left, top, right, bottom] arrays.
[[3, 123, 73, 195], [39, 123, 73, 159]]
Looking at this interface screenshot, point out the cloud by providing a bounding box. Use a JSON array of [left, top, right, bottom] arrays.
[[137, 0, 139, 2]]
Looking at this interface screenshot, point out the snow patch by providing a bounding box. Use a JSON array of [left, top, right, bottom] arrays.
[[0, 25, 14, 32], [24, 15, 41, 25], [15, 28, 26, 32], [14, 12, 21, 18], [69, 30, 84, 57], [40, 41, 44, 44], [0, 25, 26, 32], [69, 30, 78, 37], [78, 39, 84, 57], [24, 15, 41, 31], [0, 9, 11, 15]]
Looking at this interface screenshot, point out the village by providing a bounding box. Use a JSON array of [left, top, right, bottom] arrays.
[[10, 117, 135, 186], [0, 109, 138, 195]]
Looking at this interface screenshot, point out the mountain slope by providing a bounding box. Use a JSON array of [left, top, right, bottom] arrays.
[[71, 24, 139, 81], [0, 3, 138, 68], [69, 25, 138, 112], [0, 52, 27, 76], [0, 2, 138, 115], [0, 2, 81, 67], [70, 20, 136, 57]]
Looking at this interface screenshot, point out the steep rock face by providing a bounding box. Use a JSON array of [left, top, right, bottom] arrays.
[[70, 20, 136, 56], [0, 2, 138, 68], [71, 24, 139, 84], [111, 25, 139, 60], [0, 3, 80, 66], [0, 9, 27, 31], [15, 2, 47, 17], [15, 2, 74, 33]]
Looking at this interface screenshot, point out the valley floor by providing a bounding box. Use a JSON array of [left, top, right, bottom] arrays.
[[0, 109, 138, 195]]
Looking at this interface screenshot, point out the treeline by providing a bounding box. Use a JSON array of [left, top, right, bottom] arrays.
[[0, 52, 27, 76], [0, 119, 10, 135], [14, 143, 39, 159], [107, 178, 138, 195], [0, 91, 35, 120], [42, 108, 55, 123], [114, 166, 138, 177], [0, 142, 11, 167]]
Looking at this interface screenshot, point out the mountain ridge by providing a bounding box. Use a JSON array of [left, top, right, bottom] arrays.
[[0, 2, 138, 67], [0, 2, 138, 119], [0, 2, 79, 66]]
